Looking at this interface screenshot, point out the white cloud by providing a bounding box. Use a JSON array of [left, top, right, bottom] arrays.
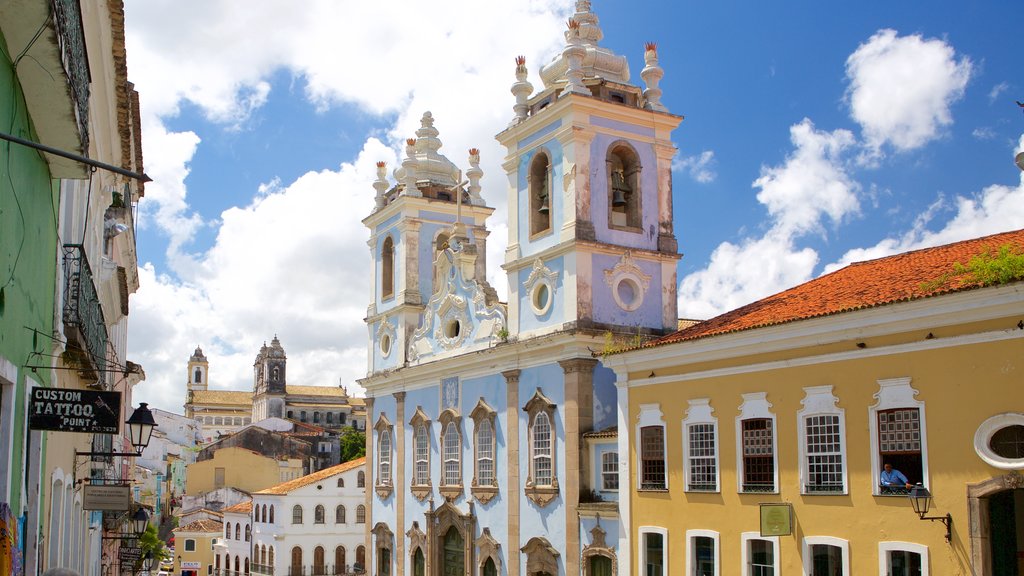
[[972, 127, 997, 140], [679, 120, 859, 318], [988, 82, 1009, 104], [124, 0, 578, 411], [845, 29, 972, 156], [825, 134, 1024, 273], [673, 150, 717, 183]]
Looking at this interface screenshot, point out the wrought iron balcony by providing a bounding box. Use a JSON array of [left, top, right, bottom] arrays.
[[51, 0, 91, 152], [250, 564, 275, 576], [62, 244, 108, 378]]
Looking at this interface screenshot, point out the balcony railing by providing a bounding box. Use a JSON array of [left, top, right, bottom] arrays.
[[50, 0, 91, 151], [62, 244, 108, 378], [286, 564, 356, 576], [250, 564, 274, 576]]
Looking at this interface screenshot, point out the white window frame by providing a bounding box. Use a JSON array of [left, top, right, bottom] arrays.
[[639, 526, 668, 576], [442, 421, 461, 486], [531, 412, 553, 486], [797, 386, 848, 495], [877, 542, 929, 576], [475, 418, 495, 487], [869, 378, 929, 495], [735, 393, 779, 494], [740, 532, 779, 576], [414, 424, 430, 486], [600, 450, 619, 492], [378, 429, 392, 485], [801, 536, 849, 576], [685, 529, 719, 576], [636, 404, 667, 491], [682, 399, 719, 493], [974, 412, 1024, 470]]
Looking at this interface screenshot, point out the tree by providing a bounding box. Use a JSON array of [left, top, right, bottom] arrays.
[[136, 522, 169, 573], [338, 426, 366, 462]]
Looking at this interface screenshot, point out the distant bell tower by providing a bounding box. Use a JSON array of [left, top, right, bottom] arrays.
[[496, 1, 682, 339], [362, 112, 498, 374], [185, 346, 208, 418], [252, 336, 287, 420]]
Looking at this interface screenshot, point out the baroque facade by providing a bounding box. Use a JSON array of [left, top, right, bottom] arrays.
[[361, 4, 680, 576], [606, 229, 1024, 576], [184, 339, 365, 443]]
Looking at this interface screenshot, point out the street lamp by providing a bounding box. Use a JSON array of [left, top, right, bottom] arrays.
[[131, 507, 150, 537], [907, 483, 952, 542], [126, 403, 157, 455], [141, 552, 154, 575]]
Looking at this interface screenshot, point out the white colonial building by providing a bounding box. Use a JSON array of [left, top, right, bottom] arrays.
[[218, 500, 254, 576], [251, 458, 368, 576]]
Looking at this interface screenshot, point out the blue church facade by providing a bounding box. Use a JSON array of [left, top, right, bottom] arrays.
[[360, 3, 681, 575]]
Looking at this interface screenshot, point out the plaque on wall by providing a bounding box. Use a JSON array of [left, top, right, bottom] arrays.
[[759, 503, 793, 536]]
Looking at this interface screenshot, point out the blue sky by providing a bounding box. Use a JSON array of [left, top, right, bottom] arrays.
[[122, 0, 1024, 411]]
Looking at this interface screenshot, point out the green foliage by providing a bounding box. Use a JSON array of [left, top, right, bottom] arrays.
[[136, 522, 170, 572], [921, 244, 1024, 292], [599, 329, 647, 358], [338, 426, 366, 462]]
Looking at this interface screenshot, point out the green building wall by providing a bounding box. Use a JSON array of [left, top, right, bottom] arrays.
[[1, 28, 58, 529]]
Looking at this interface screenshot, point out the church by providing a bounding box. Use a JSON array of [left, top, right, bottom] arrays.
[[359, 3, 679, 575], [184, 337, 366, 443]]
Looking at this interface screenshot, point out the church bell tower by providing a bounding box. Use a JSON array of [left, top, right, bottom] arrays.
[[496, 0, 682, 339]]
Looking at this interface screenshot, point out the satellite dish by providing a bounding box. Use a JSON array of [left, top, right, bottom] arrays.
[[1016, 151, 1024, 172]]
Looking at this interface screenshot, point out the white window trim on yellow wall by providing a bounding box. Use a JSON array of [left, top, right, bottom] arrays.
[[682, 399, 719, 493], [974, 412, 1024, 469], [740, 532, 779, 576], [801, 536, 849, 576], [877, 541, 929, 576], [735, 393, 778, 494], [796, 386, 848, 495], [637, 403, 668, 491], [685, 529, 719, 576], [639, 526, 669, 576], [868, 377, 929, 495]]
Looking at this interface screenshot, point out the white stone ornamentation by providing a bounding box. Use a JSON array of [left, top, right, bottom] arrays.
[[376, 317, 397, 358], [524, 258, 559, 316], [603, 251, 651, 312]]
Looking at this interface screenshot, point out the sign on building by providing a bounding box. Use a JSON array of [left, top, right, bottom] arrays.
[[28, 387, 121, 434], [83, 484, 132, 510]]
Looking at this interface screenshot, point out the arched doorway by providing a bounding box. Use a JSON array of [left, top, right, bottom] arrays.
[[314, 546, 325, 575], [334, 546, 346, 575], [412, 548, 425, 576], [356, 546, 366, 572], [291, 547, 303, 576], [968, 474, 1024, 575], [442, 527, 464, 576]]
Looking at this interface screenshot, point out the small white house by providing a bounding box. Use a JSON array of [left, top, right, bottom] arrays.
[[252, 457, 367, 576], [217, 500, 253, 576]]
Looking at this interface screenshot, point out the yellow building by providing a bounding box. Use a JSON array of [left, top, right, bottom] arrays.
[[606, 229, 1024, 576], [172, 519, 222, 576], [185, 446, 305, 495]]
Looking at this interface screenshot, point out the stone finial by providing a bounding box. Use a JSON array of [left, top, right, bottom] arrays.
[[563, 20, 589, 96], [466, 148, 483, 204], [511, 56, 534, 124], [373, 161, 389, 209], [641, 42, 667, 112], [415, 111, 442, 155], [402, 138, 422, 197]]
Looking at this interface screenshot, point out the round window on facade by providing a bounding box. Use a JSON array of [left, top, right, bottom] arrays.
[[612, 276, 643, 311], [379, 334, 392, 357], [974, 413, 1024, 469], [530, 281, 553, 316]]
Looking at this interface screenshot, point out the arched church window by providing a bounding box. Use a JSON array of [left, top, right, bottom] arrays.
[[357, 471, 365, 488], [272, 366, 279, 380], [381, 236, 395, 300], [607, 142, 642, 230], [442, 527, 464, 576], [194, 368, 202, 383], [529, 151, 552, 237]]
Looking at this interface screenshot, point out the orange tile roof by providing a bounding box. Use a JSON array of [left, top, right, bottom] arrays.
[[174, 519, 223, 534], [255, 457, 366, 495], [222, 501, 253, 514], [655, 228, 1024, 347]]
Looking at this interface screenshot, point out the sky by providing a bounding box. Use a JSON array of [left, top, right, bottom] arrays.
[[122, 0, 1024, 414]]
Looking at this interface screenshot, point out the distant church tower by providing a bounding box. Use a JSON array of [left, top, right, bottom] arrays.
[[363, 112, 498, 373], [184, 346, 208, 418], [497, 3, 681, 338], [252, 336, 288, 420]]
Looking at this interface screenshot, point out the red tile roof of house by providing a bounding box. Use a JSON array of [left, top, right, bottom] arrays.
[[254, 457, 366, 495], [653, 228, 1024, 347], [173, 519, 223, 534], [222, 501, 253, 514]]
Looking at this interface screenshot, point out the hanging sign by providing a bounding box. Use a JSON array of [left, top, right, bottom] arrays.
[[83, 484, 132, 510], [28, 387, 121, 433]]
